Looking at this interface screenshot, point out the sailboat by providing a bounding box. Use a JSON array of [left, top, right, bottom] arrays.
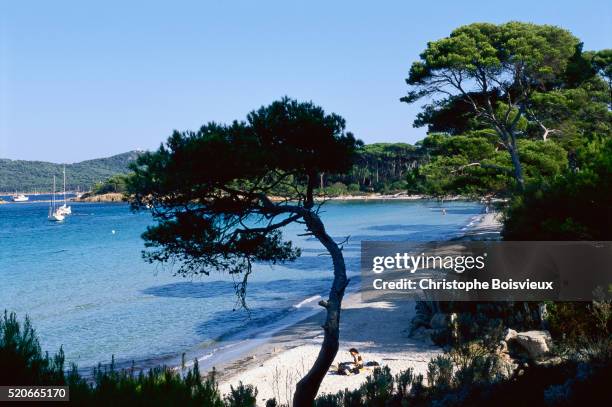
[[12, 194, 29, 202], [48, 176, 65, 222], [57, 166, 72, 215]]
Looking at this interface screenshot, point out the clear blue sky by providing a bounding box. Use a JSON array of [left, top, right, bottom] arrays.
[[1, 0, 610, 163]]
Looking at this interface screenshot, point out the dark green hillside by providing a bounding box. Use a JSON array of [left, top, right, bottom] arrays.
[[0, 151, 141, 192]]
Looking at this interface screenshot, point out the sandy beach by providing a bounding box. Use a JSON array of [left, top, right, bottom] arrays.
[[216, 294, 439, 405], [458, 211, 503, 240], [211, 211, 502, 404]]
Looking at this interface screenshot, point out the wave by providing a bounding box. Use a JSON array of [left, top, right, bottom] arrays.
[[293, 295, 321, 309]]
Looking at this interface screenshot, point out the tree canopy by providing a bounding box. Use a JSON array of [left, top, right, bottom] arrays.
[[129, 98, 357, 278], [0, 151, 140, 192], [503, 136, 612, 240], [128, 97, 359, 405], [402, 22, 611, 196], [402, 22, 587, 189]]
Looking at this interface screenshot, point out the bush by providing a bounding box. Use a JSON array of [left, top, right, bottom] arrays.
[[0, 311, 66, 386], [224, 381, 258, 407], [361, 366, 394, 406], [5, 310, 611, 406], [503, 137, 612, 240], [389, 180, 408, 191], [546, 301, 611, 344], [427, 355, 453, 389], [347, 183, 361, 193], [92, 174, 131, 195], [321, 182, 349, 196], [1, 311, 225, 406]]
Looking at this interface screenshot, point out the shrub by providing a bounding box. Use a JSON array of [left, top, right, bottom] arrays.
[[347, 183, 361, 192], [321, 182, 348, 196], [0, 311, 66, 386], [503, 137, 612, 240], [427, 355, 453, 389], [224, 381, 258, 407], [1, 311, 224, 406], [361, 366, 394, 406]]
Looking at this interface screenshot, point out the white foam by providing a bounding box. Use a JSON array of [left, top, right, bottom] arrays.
[[293, 295, 321, 309]]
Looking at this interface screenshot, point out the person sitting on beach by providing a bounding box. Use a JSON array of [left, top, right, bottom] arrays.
[[349, 348, 363, 369], [337, 348, 379, 375]]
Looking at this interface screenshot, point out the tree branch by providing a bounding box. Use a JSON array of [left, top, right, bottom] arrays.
[[451, 162, 514, 174]]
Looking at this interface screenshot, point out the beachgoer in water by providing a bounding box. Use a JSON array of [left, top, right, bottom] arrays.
[[441, 208, 447, 215]]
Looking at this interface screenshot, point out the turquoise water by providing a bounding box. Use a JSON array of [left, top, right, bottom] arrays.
[[0, 200, 482, 369]]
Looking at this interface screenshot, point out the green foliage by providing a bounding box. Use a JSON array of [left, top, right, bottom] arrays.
[[517, 139, 568, 179], [0, 151, 140, 192], [426, 355, 453, 390], [1, 311, 225, 406], [402, 22, 606, 189], [408, 133, 568, 196], [76, 362, 224, 407], [92, 173, 132, 195], [404, 22, 580, 103], [545, 301, 611, 344], [128, 98, 356, 276], [320, 182, 348, 196], [360, 366, 394, 406], [325, 142, 419, 194], [314, 342, 612, 406], [0, 311, 66, 385], [4, 311, 611, 406], [224, 381, 258, 407], [503, 137, 612, 240], [527, 78, 611, 148], [588, 49, 612, 107]]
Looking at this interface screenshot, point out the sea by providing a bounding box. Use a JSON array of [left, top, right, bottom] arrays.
[[0, 197, 483, 371]]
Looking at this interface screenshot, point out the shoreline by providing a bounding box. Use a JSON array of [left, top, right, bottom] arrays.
[[197, 210, 503, 404], [2, 192, 507, 204], [215, 293, 439, 404]]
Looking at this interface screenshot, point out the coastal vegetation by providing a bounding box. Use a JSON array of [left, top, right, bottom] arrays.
[[127, 98, 360, 405], [396, 21, 612, 407], [0, 143, 420, 197], [4, 310, 610, 406], [91, 173, 131, 195], [1, 311, 225, 406], [2, 19, 610, 407], [0, 151, 140, 192], [401, 22, 611, 198], [503, 136, 612, 240]]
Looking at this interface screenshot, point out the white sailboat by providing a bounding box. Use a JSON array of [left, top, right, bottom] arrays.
[[48, 176, 65, 222], [57, 166, 72, 215], [12, 194, 29, 202]]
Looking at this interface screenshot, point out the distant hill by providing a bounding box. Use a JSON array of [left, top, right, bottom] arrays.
[[0, 151, 142, 192]]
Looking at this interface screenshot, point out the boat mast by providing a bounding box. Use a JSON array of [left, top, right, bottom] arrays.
[[52, 176, 56, 210], [63, 166, 67, 206]]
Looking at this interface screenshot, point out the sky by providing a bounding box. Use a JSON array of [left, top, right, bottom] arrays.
[[0, 0, 610, 163]]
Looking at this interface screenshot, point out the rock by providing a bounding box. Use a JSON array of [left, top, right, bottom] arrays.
[[497, 353, 519, 379], [515, 330, 552, 359], [409, 326, 434, 345], [410, 314, 431, 330], [429, 313, 449, 330], [504, 328, 518, 342], [534, 356, 563, 367]]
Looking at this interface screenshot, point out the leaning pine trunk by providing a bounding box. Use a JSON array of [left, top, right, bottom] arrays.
[[508, 140, 525, 191], [293, 211, 348, 406]]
